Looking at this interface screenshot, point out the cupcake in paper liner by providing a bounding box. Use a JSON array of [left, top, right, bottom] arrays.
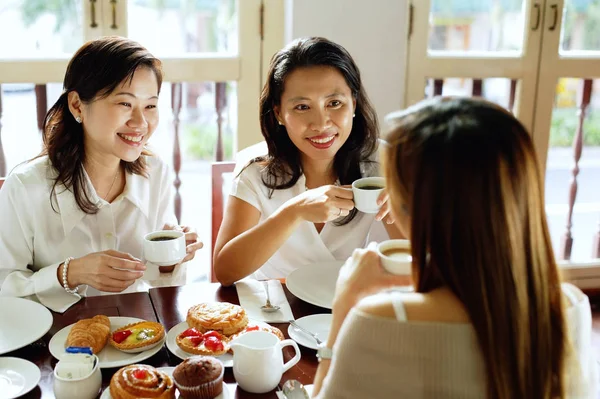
[[173, 356, 224, 399]]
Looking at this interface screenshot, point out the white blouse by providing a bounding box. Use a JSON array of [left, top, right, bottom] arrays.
[[0, 155, 181, 313], [230, 158, 388, 280]]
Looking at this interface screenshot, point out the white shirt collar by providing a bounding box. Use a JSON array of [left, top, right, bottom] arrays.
[[55, 169, 150, 236]]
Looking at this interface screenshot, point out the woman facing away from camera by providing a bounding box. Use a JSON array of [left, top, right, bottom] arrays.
[[214, 37, 403, 285], [312, 97, 597, 398], [0, 37, 203, 313]]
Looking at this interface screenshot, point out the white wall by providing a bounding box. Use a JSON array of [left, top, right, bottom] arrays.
[[284, 0, 409, 126]]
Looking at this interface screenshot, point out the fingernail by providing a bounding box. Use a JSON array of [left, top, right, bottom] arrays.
[[377, 200, 382, 205]]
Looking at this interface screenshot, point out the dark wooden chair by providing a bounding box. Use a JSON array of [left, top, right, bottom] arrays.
[[211, 162, 235, 282]]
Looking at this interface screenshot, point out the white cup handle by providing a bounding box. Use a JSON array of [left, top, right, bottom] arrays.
[[279, 339, 301, 373]]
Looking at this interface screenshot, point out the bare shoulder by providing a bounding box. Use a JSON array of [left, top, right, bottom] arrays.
[[357, 288, 471, 323]]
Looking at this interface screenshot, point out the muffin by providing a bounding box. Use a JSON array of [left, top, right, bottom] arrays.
[[173, 356, 224, 399]]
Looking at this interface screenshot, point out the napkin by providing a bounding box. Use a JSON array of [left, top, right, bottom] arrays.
[[235, 279, 295, 323], [275, 384, 314, 398]]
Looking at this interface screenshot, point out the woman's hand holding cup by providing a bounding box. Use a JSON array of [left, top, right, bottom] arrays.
[[290, 185, 355, 222], [67, 250, 146, 292]]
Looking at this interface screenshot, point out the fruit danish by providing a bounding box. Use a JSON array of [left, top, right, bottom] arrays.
[[176, 328, 230, 356], [65, 315, 110, 354], [109, 365, 175, 399], [109, 321, 165, 351], [186, 302, 248, 336], [228, 323, 285, 343]]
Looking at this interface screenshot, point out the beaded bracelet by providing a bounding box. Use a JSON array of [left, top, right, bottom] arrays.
[[62, 257, 79, 295]]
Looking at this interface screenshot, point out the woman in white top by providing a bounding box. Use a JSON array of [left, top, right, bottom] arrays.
[[214, 37, 402, 284], [313, 97, 597, 398], [0, 37, 203, 313]]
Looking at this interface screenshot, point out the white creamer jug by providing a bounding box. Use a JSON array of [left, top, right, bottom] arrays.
[[229, 330, 301, 393]]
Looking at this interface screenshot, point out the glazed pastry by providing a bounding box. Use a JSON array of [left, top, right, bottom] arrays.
[[110, 364, 175, 399], [109, 321, 165, 351], [173, 356, 224, 399], [65, 315, 110, 354], [186, 302, 248, 336], [176, 328, 229, 356], [228, 323, 285, 343]]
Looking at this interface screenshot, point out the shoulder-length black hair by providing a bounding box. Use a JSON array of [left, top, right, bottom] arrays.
[[257, 37, 379, 225], [38, 36, 163, 214]]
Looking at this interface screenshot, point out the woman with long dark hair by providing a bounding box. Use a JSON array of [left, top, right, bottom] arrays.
[[214, 37, 402, 285], [313, 97, 596, 398], [0, 37, 202, 312]]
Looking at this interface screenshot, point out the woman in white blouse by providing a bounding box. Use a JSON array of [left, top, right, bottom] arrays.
[[214, 37, 403, 285], [313, 97, 597, 398], [0, 37, 203, 313]]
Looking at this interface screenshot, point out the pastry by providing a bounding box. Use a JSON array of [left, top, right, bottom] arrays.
[[109, 321, 165, 351], [228, 323, 285, 343], [110, 364, 175, 399], [186, 302, 248, 336], [173, 356, 224, 399], [176, 328, 229, 356], [65, 315, 110, 354]]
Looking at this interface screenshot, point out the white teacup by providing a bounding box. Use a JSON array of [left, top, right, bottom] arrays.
[[352, 177, 385, 214], [230, 330, 301, 393], [53, 354, 101, 399], [377, 239, 412, 275], [143, 230, 186, 268]]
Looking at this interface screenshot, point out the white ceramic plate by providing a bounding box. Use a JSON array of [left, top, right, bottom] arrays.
[[166, 321, 273, 367], [286, 261, 344, 309], [49, 317, 165, 368], [100, 367, 233, 399], [287, 314, 332, 350], [0, 297, 53, 355], [0, 357, 41, 399]]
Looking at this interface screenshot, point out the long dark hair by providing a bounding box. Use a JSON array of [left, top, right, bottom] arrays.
[[38, 36, 163, 214], [383, 97, 568, 398], [256, 37, 379, 225]]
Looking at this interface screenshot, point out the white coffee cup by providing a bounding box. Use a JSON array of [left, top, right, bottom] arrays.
[[352, 177, 385, 214], [230, 330, 301, 393], [377, 239, 412, 275], [143, 230, 186, 267]]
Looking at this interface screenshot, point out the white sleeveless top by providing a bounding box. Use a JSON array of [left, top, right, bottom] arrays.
[[316, 283, 598, 399]]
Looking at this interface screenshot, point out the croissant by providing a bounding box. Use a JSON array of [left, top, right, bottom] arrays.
[[110, 365, 175, 399], [65, 315, 110, 354]]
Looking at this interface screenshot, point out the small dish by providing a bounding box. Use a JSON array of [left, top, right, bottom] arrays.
[[287, 314, 332, 350], [49, 317, 165, 368], [0, 357, 41, 399]]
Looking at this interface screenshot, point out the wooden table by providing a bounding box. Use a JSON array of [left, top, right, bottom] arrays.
[[7, 284, 329, 398]]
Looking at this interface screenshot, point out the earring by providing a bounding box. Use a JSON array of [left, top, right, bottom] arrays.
[[75, 116, 82, 123], [353, 113, 356, 118], [278, 120, 283, 125]]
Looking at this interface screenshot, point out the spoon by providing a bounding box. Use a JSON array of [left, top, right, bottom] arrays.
[[282, 379, 310, 399], [260, 280, 281, 313]]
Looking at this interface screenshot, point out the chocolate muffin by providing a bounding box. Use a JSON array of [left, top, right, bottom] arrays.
[[173, 356, 224, 399]]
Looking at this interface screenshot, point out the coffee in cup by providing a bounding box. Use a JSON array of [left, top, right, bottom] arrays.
[[352, 177, 385, 214], [377, 239, 412, 275], [143, 230, 186, 273]]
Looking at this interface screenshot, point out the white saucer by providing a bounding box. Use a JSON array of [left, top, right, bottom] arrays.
[[0, 297, 53, 355], [100, 367, 232, 398], [166, 321, 274, 367], [0, 357, 41, 399], [49, 317, 165, 368], [287, 314, 332, 350]]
